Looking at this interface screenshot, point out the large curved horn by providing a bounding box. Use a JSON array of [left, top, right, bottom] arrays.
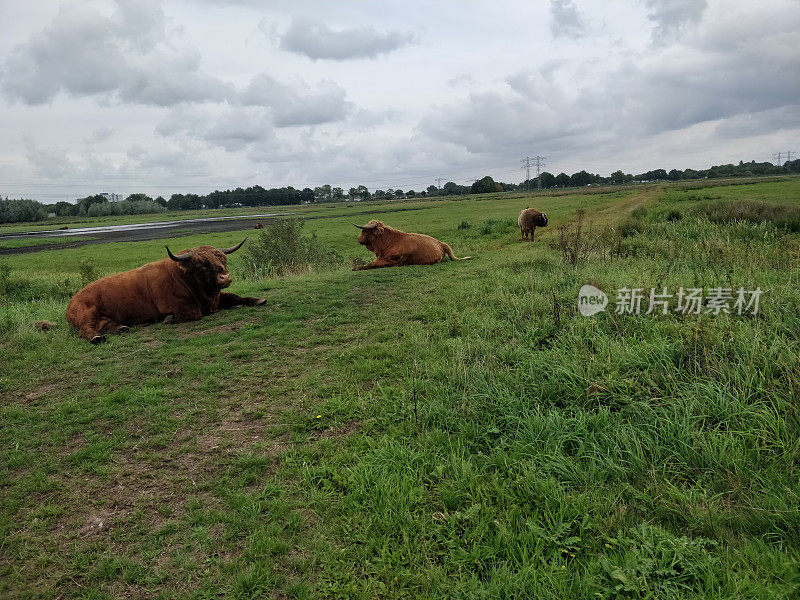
[[352, 222, 365, 229], [165, 245, 192, 262], [220, 238, 247, 255]]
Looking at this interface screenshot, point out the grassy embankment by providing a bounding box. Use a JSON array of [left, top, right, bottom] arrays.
[[1, 178, 799, 599]]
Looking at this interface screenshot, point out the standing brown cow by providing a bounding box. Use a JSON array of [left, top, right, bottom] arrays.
[[518, 207, 549, 241], [66, 239, 265, 343], [352, 220, 471, 270]]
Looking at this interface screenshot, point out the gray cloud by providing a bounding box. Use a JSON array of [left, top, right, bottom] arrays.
[[1, 1, 233, 106], [156, 106, 275, 152], [240, 75, 351, 126], [277, 17, 414, 60], [421, 9, 800, 160], [24, 143, 76, 179], [645, 0, 707, 42], [202, 109, 275, 152], [84, 127, 116, 145], [549, 0, 587, 39]]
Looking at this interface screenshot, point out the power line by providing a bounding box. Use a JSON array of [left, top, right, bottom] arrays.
[[521, 155, 547, 190], [773, 150, 796, 166], [520, 157, 532, 191]]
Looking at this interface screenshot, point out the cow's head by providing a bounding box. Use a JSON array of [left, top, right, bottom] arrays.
[[352, 220, 386, 248], [538, 212, 549, 227], [165, 238, 247, 292]]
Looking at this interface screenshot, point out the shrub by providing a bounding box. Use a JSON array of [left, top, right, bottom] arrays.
[[457, 220, 471, 230], [238, 218, 342, 279], [78, 259, 97, 286], [551, 210, 601, 266]]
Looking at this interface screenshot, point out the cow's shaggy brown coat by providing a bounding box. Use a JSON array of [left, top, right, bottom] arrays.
[[353, 220, 471, 270], [517, 207, 549, 241], [66, 240, 264, 343]]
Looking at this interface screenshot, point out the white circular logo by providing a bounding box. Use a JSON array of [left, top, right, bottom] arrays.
[[578, 284, 608, 316]]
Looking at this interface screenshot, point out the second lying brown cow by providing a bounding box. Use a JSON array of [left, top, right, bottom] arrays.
[[353, 220, 471, 270]]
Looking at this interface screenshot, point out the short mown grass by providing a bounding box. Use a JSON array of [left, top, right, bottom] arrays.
[[1, 178, 799, 599]]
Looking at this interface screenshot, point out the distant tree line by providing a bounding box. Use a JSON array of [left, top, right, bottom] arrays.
[[516, 159, 800, 191], [1, 159, 798, 223]]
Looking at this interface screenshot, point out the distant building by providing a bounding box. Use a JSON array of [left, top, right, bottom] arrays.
[[99, 193, 123, 202]]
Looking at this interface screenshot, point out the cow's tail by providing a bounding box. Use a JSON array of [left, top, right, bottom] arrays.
[[442, 243, 472, 261]]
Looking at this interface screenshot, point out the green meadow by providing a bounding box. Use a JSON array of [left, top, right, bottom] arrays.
[[1, 178, 799, 599]]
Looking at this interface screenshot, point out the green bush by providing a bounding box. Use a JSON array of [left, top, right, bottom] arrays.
[[0, 198, 48, 223], [86, 200, 166, 217], [239, 218, 342, 279]]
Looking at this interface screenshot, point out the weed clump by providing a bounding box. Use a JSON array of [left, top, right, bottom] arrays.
[[616, 217, 646, 238], [78, 259, 97, 286], [239, 218, 342, 279], [479, 218, 516, 236], [457, 220, 471, 230], [694, 200, 800, 232], [551, 210, 600, 266]]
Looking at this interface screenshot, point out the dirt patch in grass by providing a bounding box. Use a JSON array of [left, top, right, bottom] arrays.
[[315, 420, 362, 440]]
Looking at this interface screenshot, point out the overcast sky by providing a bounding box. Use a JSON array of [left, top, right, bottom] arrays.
[[1, 0, 798, 203]]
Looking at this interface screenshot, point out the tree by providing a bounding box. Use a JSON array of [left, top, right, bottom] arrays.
[[539, 172, 555, 189], [54, 201, 78, 216], [356, 185, 370, 201], [348, 187, 358, 201], [125, 193, 153, 203], [76, 194, 108, 215], [443, 181, 468, 195], [300, 188, 315, 203], [570, 170, 596, 186], [554, 173, 571, 187], [314, 185, 332, 202], [154, 196, 167, 207], [610, 170, 632, 185], [426, 185, 439, 196], [471, 176, 503, 194], [0, 198, 48, 223]]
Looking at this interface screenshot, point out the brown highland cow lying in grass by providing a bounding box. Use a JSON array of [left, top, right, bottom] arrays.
[[352, 220, 471, 270], [66, 239, 265, 343]]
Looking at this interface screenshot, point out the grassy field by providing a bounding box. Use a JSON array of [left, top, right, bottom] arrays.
[[1, 178, 799, 599]]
